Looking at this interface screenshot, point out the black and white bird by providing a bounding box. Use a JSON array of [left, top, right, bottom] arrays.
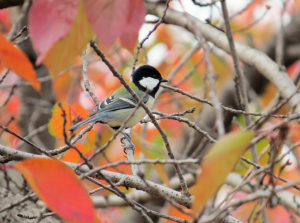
[[69, 65, 167, 134]]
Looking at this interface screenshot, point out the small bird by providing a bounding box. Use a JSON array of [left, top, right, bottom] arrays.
[[69, 65, 167, 136]]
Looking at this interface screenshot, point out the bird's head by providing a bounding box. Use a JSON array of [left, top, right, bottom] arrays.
[[131, 65, 168, 97]]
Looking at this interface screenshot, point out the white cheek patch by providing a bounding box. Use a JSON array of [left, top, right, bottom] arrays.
[[139, 77, 159, 90]]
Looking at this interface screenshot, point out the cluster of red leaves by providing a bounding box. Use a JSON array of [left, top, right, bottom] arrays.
[[29, 0, 145, 76]]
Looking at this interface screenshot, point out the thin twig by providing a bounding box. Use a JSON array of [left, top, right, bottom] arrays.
[[167, 41, 202, 84], [161, 84, 213, 106], [81, 158, 198, 173], [17, 124, 48, 148], [162, 84, 291, 118], [7, 0, 30, 40], [247, 87, 300, 130], [152, 106, 196, 118], [275, 2, 286, 67], [132, 0, 171, 72], [81, 50, 100, 106], [204, 43, 225, 136], [58, 103, 93, 170], [173, 57, 204, 87], [141, 112, 216, 143], [133, 201, 190, 223], [232, 6, 271, 33], [50, 122, 94, 156], [251, 114, 300, 146], [0, 117, 14, 138], [229, 0, 256, 19], [0, 85, 17, 109], [0, 125, 51, 157], [0, 69, 10, 84], [11, 25, 27, 41], [0, 193, 36, 214], [221, 0, 258, 163], [241, 157, 300, 191]]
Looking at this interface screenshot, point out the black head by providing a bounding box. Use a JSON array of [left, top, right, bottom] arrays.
[[131, 65, 168, 98]]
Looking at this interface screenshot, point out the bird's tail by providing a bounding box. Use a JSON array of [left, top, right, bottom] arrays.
[[69, 115, 103, 132]]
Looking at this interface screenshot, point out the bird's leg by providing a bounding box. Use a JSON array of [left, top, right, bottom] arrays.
[[120, 128, 134, 154]]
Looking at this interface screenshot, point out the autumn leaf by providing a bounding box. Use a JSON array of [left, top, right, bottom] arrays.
[[62, 144, 87, 163], [119, 0, 146, 52], [48, 102, 90, 139], [40, 1, 94, 76], [29, 0, 81, 61], [192, 131, 254, 214], [0, 33, 40, 91], [14, 158, 100, 223], [84, 0, 129, 48], [84, 0, 145, 50], [61, 143, 94, 163]]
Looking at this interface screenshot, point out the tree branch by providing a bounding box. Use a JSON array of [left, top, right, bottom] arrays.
[[145, 2, 300, 113]]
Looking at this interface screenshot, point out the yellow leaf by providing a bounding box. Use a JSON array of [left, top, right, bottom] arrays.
[[192, 131, 254, 214]]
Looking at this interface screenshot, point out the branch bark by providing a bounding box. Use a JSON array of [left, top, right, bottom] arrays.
[[145, 2, 300, 113]]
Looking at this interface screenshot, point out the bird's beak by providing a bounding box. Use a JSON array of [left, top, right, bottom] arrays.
[[161, 78, 168, 83]]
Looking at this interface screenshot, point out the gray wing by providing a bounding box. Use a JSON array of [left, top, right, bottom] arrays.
[[88, 95, 149, 117]]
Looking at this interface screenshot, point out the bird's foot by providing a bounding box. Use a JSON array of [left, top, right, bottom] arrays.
[[120, 133, 134, 154], [123, 144, 135, 154]]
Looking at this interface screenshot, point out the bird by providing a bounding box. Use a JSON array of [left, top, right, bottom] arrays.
[[69, 65, 168, 147]]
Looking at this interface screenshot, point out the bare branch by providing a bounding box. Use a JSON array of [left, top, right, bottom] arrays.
[[81, 50, 100, 106]]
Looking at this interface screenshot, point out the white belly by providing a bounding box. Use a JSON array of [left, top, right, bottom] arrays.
[[105, 97, 154, 128]]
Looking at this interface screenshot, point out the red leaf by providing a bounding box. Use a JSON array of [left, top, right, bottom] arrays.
[[14, 158, 99, 223], [29, 0, 81, 61], [84, 0, 130, 47], [0, 33, 40, 91], [120, 0, 146, 52]]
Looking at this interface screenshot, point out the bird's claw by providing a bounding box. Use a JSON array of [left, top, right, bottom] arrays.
[[123, 144, 135, 154], [120, 135, 126, 145]]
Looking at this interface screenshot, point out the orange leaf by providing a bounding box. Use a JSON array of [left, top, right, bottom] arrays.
[[192, 131, 254, 214], [14, 158, 100, 223], [0, 33, 40, 91], [62, 144, 95, 163], [48, 102, 90, 139]]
